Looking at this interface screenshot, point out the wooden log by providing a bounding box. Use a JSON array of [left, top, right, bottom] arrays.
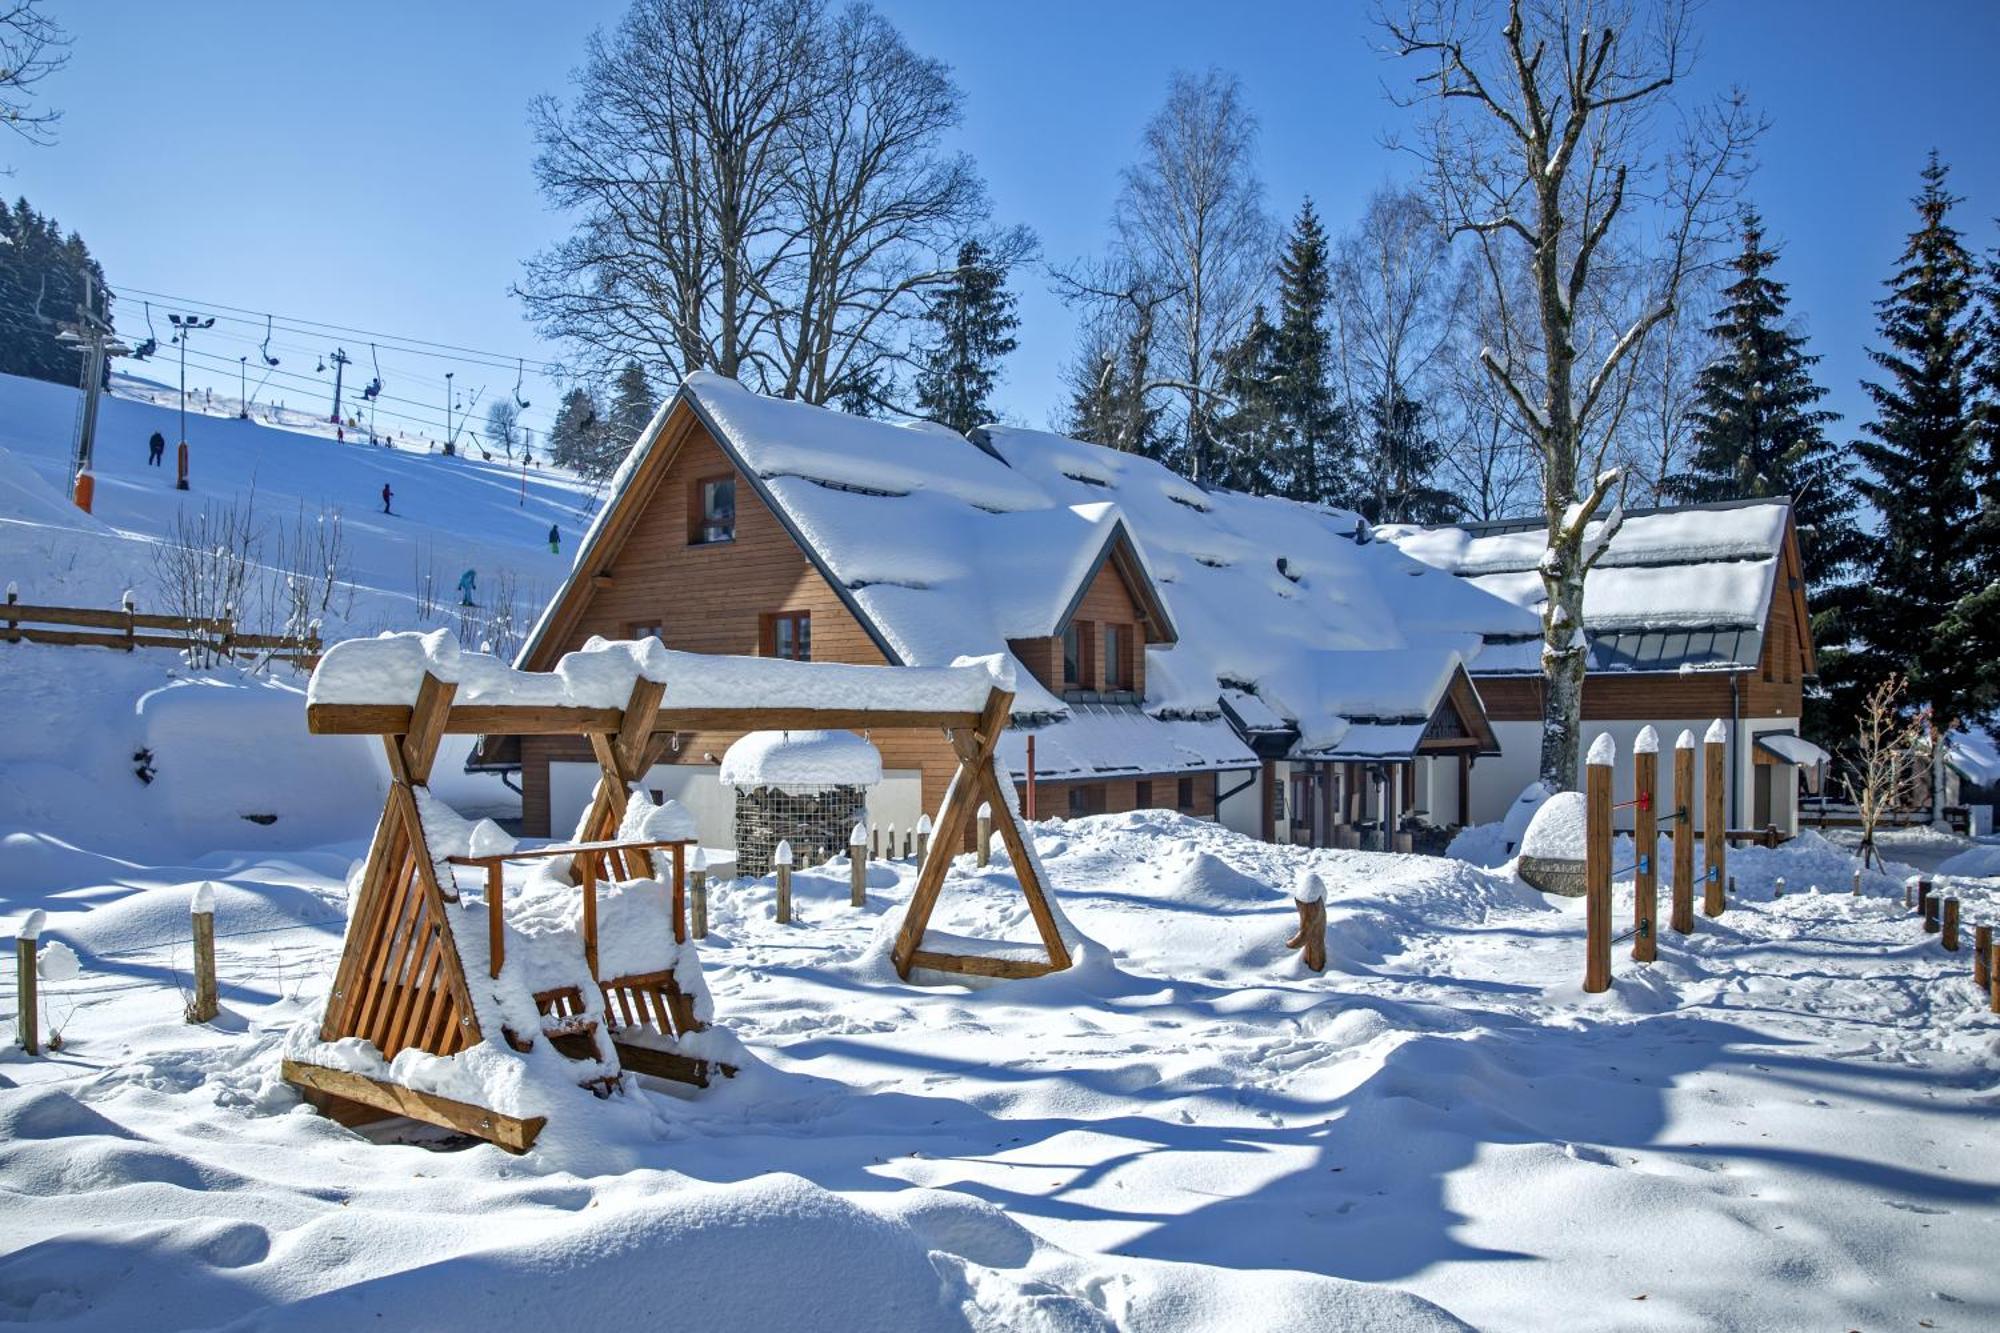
[[976, 803, 992, 867], [1672, 734, 1695, 934], [282, 1059, 545, 1154], [1923, 893, 1941, 935], [849, 821, 868, 907], [1941, 898, 1959, 952], [1975, 925, 1992, 991], [580, 857, 599, 976], [774, 840, 794, 925], [1991, 941, 2000, 1015], [1633, 740, 1658, 963], [1292, 897, 1327, 973], [189, 885, 219, 1023], [689, 851, 708, 940], [1584, 747, 1613, 994], [904, 950, 1059, 980], [1703, 727, 1726, 918], [15, 914, 40, 1056]]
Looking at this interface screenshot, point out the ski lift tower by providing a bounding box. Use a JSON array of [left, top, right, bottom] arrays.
[[58, 272, 129, 504]]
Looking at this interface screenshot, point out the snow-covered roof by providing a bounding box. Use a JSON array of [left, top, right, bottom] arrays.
[[1380, 497, 1796, 674], [1755, 732, 1830, 769], [998, 703, 1257, 782], [719, 730, 883, 790], [515, 372, 1538, 770], [1947, 729, 2000, 786]]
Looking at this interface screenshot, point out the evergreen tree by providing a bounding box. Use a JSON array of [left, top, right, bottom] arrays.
[[1356, 392, 1460, 523], [1210, 306, 1283, 494], [605, 360, 658, 453], [1675, 209, 1867, 745], [913, 240, 1019, 434], [1848, 155, 1991, 742], [1269, 200, 1351, 505], [1063, 315, 1169, 459], [0, 196, 109, 385], [548, 386, 614, 478]]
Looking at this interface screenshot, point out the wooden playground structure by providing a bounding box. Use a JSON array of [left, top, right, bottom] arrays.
[[283, 637, 1069, 1152]]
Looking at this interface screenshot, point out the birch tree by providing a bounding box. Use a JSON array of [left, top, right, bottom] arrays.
[[1382, 0, 1758, 790]]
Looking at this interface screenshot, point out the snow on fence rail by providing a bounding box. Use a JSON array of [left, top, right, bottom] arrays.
[[1, 589, 321, 666]]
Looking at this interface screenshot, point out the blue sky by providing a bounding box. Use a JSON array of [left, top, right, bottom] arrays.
[[15, 1, 2000, 451]]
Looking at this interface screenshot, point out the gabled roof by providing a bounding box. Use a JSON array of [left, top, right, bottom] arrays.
[[1380, 497, 1809, 676]]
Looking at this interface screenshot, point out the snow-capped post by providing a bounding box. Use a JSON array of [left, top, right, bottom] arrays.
[[1703, 720, 1727, 918], [773, 839, 794, 925], [16, 910, 46, 1055], [121, 588, 137, 652], [4, 582, 17, 643], [869, 820, 880, 862], [1288, 869, 1327, 973], [886, 822, 897, 863], [1772, 876, 1784, 900], [915, 812, 931, 867], [1632, 726, 1659, 963], [1852, 868, 1862, 898], [1975, 925, 1992, 991], [1671, 731, 1696, 934], [1584, 734, 1615, 994], [1923, 887, 1942, 936], [849, 821, 867, 907], [1916, 878, 1934, 921], [188, 882, 219, 1024], [689, 847, 709, 940], [976, 802, 992, 867], [1941, 897, 1959, 952]]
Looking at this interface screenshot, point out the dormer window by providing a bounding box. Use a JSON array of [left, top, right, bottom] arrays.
[[1062, 623, 1082, 686], [690, 475, 735, 545]]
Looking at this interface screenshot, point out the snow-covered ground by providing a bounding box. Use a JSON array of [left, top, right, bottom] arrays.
[[4, 787, 1996, 1329]]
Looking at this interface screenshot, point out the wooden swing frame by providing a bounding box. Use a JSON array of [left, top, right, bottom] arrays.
[[287, 669, 1068, 1150]]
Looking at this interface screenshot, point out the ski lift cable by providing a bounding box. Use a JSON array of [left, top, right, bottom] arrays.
[[172, 344, 508, 437]]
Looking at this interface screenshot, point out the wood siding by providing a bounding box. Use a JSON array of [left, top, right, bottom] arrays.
[[1069, 559, 1146, 695], [1026, 773, 1217, 822]]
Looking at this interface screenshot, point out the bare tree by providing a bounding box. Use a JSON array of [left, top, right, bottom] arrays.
[[1109, 68, 1272, 482], [154, 496, 260, 671], [485, 399, 521, 461], [1621, 274, 1714, 502], [520, 0, 1007, 406], [1382, 0, 1759, 790], [263, 502, 351, 671], [1, 1, 69, 154], [1843, 674, 1931, 870]]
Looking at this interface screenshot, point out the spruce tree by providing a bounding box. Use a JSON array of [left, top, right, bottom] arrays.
[[598, 361, 658, 476], [0, 196, 109, 385], [1269, 199, 1351, 505], [1064, 319, 1168, 459], [914, 240, 1019, 434], [1211, 306, 1283, 493], [1848, 154, 1991, 742], [549, 386, 612, 478], [1676, 209, 1866, 744], [1357, 391, 1459, 523]]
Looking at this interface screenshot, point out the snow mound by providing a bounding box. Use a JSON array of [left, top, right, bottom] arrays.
[[1935, 842, 2000, 878], [1520, 792, 1587, 861], [719, 729, 882, 791], [1500, 781, 1556, 856]]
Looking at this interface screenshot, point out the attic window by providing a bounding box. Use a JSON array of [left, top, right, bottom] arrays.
[[1062, 470, 1113, 488], [690, 475, 735, 545], [1168, 492, 1213, 513]]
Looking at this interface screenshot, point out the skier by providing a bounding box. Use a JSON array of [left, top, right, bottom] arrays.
[[381, 482, 393, 515], [548, 523, 561, 555], [147, 430, 165, 466], [457, 568, 477, 607]]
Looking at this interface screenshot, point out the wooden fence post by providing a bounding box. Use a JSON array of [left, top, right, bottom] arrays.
[[1852, 868, 1862, 897], [773, 840, 793, 925], [849, 822, 868, 907], [689, 848, 708, 940], [1633, 728, 1659, 963], [189, 882, 219, 1023], [1923, 891, 1941, 935], [1703, 721, 1726, 918], [15, 910, 42, 1056], [915, 812, 931, 867], [976, 802, 992, 867], [1672, 731, 1695, 934], [1585, 736, 1614, 994], [1941, 898, 1959, 952], [1975, 925, 1992, 991], [1771, 876, 1783, 900], [885, 823, 897, 862], [1288, 870, 1327, 973], [1991, 940, 2000, 1014], [870, 822, 880, 861]]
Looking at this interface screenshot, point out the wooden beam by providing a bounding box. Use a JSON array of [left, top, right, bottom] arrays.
[[905, 950, 1060, 980], [283, 1059, 545, 1154], [613, 677, 665, 777], [307, 702, 983, 738], [400, 672, 459, 785], [977, 756, 1071, 971]]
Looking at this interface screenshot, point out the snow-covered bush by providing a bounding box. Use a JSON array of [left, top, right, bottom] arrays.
[[1520, 792, 1587, 861]]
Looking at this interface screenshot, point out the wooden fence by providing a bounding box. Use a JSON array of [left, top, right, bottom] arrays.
[[1906, 876, 2000, 1016], [2, 591, 320, 667]]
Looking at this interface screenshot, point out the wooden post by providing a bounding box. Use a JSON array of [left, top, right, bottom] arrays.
[[1584, 738, 1614, 994], [189, 883, 219, 1023], [579, 856, 599, 978], [849, 822, 867, 907], [1289, 871, 1327, 973], [774, 839, 794, 925], [1672, 731, 1695, 934], [1703, 723, 1726, 918], [1633, 731, 1658, 963], [976, 802, 992, 867], [870, 822, 880, 861], [885, 823, 897, 862], [1025, 733, 1037, 821], [485, 863, 504, 979], [689, 848, 708, 940], [1941, 897, 1959, 952], [1975, 925, 1991, 991], [1771, 876, 1782, 900], [1852, 868, 1862, 897], [1991, 940, 2000, 1014], [1924, 892, 1941, 935], [1917, 878, 1934, 921], [16, 910, 42, 1055], [915, 812, 931, 867]]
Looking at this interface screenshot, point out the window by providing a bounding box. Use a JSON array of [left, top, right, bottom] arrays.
[[690, 475, 736, 545], [1177, 776, 1194, 810], [1067, 783, 1106, 817], [1135, 779, 1153, 809], [763, 611, 811, 661], [1104, 623, 1134, 690], [1062, 623, 1081, 686], [629, 622, 664, 643]]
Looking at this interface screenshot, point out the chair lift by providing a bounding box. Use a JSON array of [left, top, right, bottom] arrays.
[[259, 314, 280, 367], [512, 358, 531, 410], [363, 343, 382, 401], [131, 302, 159, 361]]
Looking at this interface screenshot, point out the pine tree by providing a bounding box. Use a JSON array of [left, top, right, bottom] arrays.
[[605, 361, 658, 454], [0, 196, 109, 385], [1357, 391, 1459, 523], [1269, 200, 1351, 505], [1210, 306, 1283, 493], [1848, 154, 1991, 742], [1675, 209, 1867, 745], [548, 386, 613, 478], [913, 240, 1019, 434]]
